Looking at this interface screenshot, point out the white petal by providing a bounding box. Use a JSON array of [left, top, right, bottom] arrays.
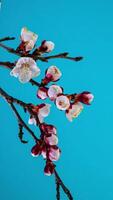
[[38, 113, 44, 123], [39, 104, 51, 117], [21, 27, 38, 43], [29, 64, 40, 78], [10, 66, 20, 78], [19, 69, 32, 83]]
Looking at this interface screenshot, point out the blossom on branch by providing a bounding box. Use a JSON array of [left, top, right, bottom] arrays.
[[28, 104, 51, 124], [44, 161, 55, 176], [10, 57, 40, 83], [38, 40, 55, 53], [20, 27, 38, 52], [66, 102, 83, 122], [37, 87, 48, 100], [48, 146, 61, 161], [56, 95, 70, 110], [76, 91, 94, 105], [48, 84, 63, 100], [42, 66, 62, 85]]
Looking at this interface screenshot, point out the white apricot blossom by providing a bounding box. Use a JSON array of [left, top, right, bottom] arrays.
[[48, 85, 63, 100], [66, 102, 83, 122], [56, 95, 70, 110], [46, 66, 62, 82], [10, 57, 40, 83], [21, 27, 38, 51]]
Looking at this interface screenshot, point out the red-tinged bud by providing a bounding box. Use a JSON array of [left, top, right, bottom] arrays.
[[77, 91, 94, 105], [40, 123, 57, 136], [37, 87, 48, 100], [38, 40, 55, 53], [44, 161, 55, 176], [31, 141, 42, 157], [48, 146, 61, 161]]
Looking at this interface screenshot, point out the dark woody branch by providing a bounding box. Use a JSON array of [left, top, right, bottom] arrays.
[[0, 37, 15, 42], [0, 87, 73, 200], [0, 40, 83, 62]]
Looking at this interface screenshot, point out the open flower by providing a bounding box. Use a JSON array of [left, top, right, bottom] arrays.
[[48, 85, 63, 100], [21, 27, 38, 51], [44, 162, 55, 176], [76, 91, 94, 105], [37, 87, 48, 100], [39, 40, 55, 53], [66, 102, 83, 122], [56, 95, 70, 110], [10, 57, 40, 83], [48, 146, 61, 161]]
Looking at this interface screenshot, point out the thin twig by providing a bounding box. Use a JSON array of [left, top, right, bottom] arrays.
[[10, 103, 38, 142], [0, 61, 15, 69], [37, 53, 83, 62], [55, 175, 60, 200], [0, 37, 15, 42], [0, 43, 22, 56], [54, 169, 73, 200]]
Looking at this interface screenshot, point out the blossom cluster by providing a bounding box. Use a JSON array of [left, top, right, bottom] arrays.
[[8, 27, 94, 175]]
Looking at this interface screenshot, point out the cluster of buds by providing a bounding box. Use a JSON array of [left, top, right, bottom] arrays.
[[37, 66, 94, 122], [4, 27, 94, 176], [31, 123, 60, 175]]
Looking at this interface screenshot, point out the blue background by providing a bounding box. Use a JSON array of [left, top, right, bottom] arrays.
[[0, 0, 113, 199]]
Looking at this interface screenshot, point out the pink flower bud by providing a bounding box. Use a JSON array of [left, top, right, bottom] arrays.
[[48, 146, 61, 161], [39, 40, 55, 53], [45, 66, 62, 82], [44, 162, 55, 176], [31, 141, 42, 157], [37, 87, 48, 100], [77, 91, 94, 105], [40, 123, 57, 135], [56, 95, 70, 110], [48, 84, 63, 100], [44, 134, 58, 146]]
